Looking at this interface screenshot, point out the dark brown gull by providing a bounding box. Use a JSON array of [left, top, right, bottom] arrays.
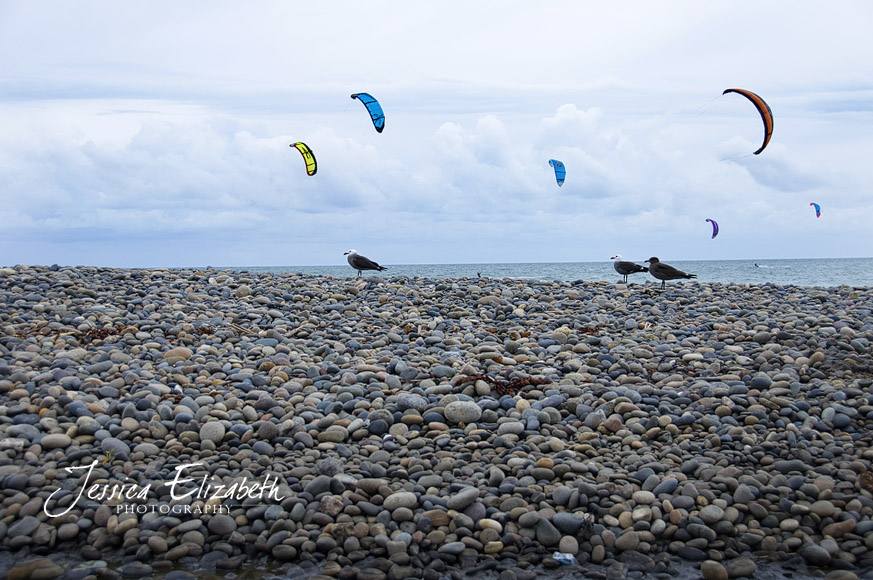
[[645, 257, 697, 289]]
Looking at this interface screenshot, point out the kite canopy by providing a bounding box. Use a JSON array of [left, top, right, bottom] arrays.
[[810, 202, 821, 218], [723, 88, 774, 155], [350, 93, 385, 133], [548, 159, 566, 187], [706, 218, 719, 239], [290, 142, 317, 176]]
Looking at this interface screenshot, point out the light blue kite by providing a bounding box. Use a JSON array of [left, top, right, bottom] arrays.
[[548, 159, 566, 187], [350, 93, 385, 133]]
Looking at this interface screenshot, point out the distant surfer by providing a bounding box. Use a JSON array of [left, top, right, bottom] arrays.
[[754, 263, 759, 268]]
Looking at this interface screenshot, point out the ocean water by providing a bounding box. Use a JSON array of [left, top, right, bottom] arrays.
[[230, 257, 873, 287]]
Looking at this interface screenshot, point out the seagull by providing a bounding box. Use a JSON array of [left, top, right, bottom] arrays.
[[645, 257, 697, 289], [344, 249, 387, 276], [610, 254, 648, 283]]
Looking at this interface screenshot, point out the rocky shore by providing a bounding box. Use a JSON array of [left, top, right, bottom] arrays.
[[1, 265, 872, 580]]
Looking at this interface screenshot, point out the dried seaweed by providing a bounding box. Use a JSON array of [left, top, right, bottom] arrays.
[[227, 322, 257, 336], [452, 373, 551, 396], [860, 468, 873, 494], [578, 512, 595, 536]]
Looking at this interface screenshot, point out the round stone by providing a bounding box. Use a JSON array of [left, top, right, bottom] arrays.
[[383, 491, 418, 511], [799, 544, 832, 566], [724, 557, 757, 577], [447, 487, 479, 510], [200, 422, 226, 443], [444, 401, 482, 424], [614, 531, 640, 551], [207, 514, 237, 535], [632, 490, 655, 504], [701, 560, 728, 580], [41, 434, 72, 449], [558, 535, 578, 555], [163, 347, 192, 360], [699, 505, 725, 524], [100, 437, 131, 460]]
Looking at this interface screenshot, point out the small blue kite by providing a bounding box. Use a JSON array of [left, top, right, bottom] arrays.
[[548, 159, 566, 187]]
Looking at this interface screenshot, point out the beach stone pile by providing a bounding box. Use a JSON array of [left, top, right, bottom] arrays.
[[1, 265, 872, 580]]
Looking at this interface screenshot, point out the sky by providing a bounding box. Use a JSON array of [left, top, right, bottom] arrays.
[[1, 1, 871, 267]]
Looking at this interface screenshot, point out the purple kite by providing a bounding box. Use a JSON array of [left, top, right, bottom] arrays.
[[706, 218, 719, 239]]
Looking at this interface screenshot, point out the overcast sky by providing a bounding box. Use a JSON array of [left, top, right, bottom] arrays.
[[1, 1, 871, 267]]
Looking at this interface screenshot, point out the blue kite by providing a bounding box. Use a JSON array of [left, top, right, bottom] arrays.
[[706, 218, 719, 239], [548, 159, 566, 187], [810, 202, 821, 218], [350, 93, 385, 133]]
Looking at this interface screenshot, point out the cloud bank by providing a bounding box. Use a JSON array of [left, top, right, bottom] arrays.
[[1, 1, 871, 266]]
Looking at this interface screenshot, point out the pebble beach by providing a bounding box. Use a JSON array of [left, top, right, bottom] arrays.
[[1, 265, 873, 580]]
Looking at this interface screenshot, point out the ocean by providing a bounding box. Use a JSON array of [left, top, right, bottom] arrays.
[[229, 257, 873, 288]]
